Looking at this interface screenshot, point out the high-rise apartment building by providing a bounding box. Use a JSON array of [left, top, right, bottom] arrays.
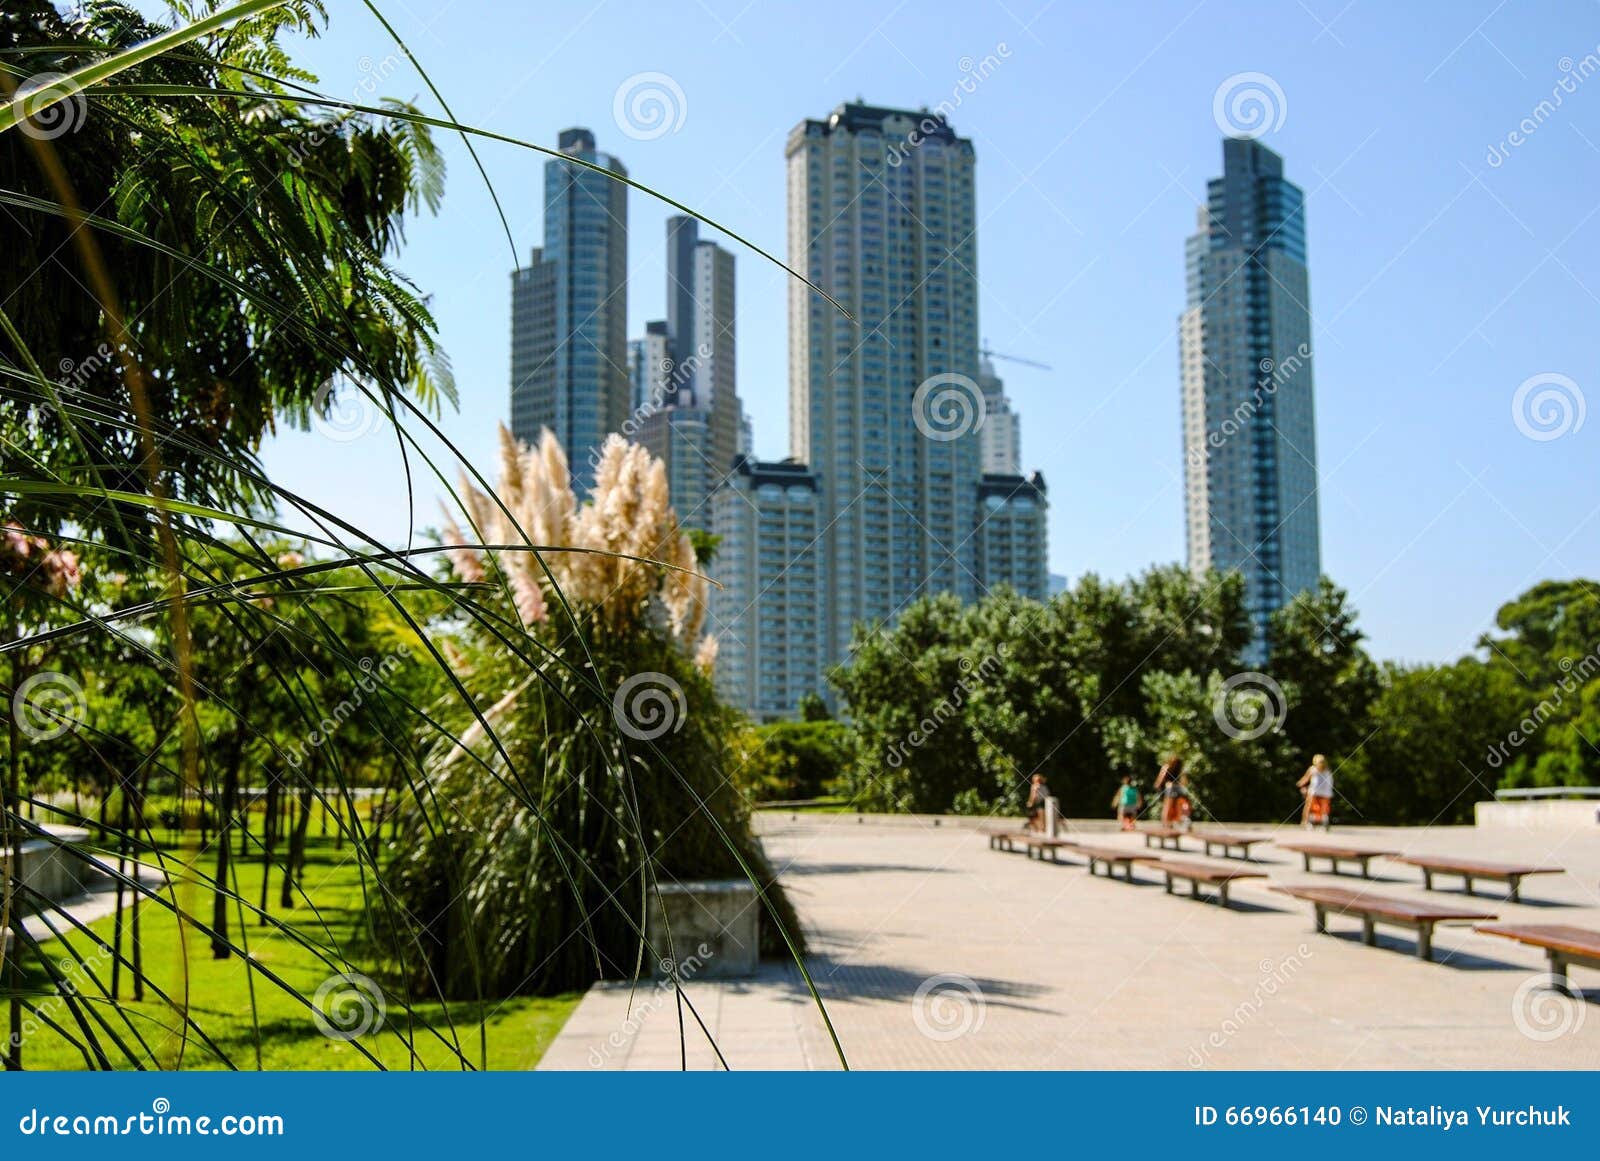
[[977, 355, 1022, 476], [1180, 137, 1320, 658], [787, 102, 987, 664], [636, 217, 741, 528], [975, 472, 1049, 597], [710, 457, 825, 721], [509, 128, 629, 493], [628, 320, 670, 414]]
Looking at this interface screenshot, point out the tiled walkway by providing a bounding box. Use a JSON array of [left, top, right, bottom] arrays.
[[538, 816, 1600, 1069]]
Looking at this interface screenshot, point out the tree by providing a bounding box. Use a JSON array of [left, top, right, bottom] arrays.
[[1480, 580, 1600, 788], [1343, 661, 1527, 825], [1267, 579, 1382, 767], [2, 1, 451, 544], [830, 568, 1252, 816]]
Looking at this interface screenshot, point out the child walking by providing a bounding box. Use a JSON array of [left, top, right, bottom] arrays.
[[1111, 776, 1142, 831]]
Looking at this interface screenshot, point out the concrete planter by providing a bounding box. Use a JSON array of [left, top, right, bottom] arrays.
[[646, 879, 759, 980]]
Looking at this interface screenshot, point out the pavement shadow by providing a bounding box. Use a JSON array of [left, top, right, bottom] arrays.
[[778, 953, 1059, 1016], [786, 862, 957, 877], [1311, 928, 1525, 972]]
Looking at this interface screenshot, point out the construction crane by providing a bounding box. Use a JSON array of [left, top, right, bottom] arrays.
[[979, 341, 1052, 372]]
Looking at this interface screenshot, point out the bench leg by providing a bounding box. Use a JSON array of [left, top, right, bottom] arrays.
[[1164, 874, 1173, 894], [1361, 916, 1376, 946], [1549, 952, 1568, 990], [1190, 879, 1200, 898], [1123, 863, 1133, 882], [1218, 884, 1230, 907], [1508, 875, 1521, 903], [1421, 869, 1432, 891], [1462, 875, 1473, 895], [1303, 854, 1311, 872], [1361, 859, 1371, 879], [1416, 924, 1433, 961], [1313, 905, 1326, 934]]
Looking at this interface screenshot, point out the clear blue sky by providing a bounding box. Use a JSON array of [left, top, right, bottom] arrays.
[[260, 0, 1599, 665]]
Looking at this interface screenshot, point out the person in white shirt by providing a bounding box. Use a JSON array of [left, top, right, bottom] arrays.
[[1296, 754, 1334, 828]]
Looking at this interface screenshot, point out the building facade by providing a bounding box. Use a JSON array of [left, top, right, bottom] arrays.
[[977, 355, 1022, 476], [635, 217, 742, 529], [1180, 137, 1320, 658], [975, 472, 1050, 598], [509, 127, 629, 493], [710, 457, 826, 722], [787, 102, 988, 667], [627, 320, 670, 414]]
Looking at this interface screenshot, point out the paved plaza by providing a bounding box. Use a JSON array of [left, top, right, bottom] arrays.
[[539, 814, 1600, 1070]]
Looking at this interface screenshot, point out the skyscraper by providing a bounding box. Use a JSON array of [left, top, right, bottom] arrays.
[[977, 354, 1022, 476], [1180, 137, 1320, 658], [509, 127, 629, 492], [975, 471, 1049, 598], [711, 457, 825, 721], [635, 217, 741, 528], [710, 101, 1048, 720], [787, 102, 985, 665], [627, 320, 670, 414]]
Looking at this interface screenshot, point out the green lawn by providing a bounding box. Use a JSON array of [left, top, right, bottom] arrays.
[[14, 836, 580, 1070]]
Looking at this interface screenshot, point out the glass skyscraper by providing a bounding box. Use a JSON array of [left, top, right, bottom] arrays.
[[509, 128, 629, 492], [1180, 137, 1321, 659]]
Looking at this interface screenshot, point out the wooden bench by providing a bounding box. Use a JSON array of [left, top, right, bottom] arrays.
[[1191, 830, 1272, 860], [1136, 858, 1267, 907], [1025, 837, 1079, 863], [1273, 884, 1497, 961], [1475, 923, 1600, 989], [979, 827, 1029, 852], [1072, 844, 1142, 882], [1394, 855, 1563, 902], [1141, 826, 1186, 851], [1277, 841, 1395, 878]]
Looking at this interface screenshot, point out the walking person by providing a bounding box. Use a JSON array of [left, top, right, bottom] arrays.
[[1154, 756, 1186, 828], [1111, 775, 1142, 831], [1025, 772, 1052, 833], [1297, 754, 1334, 829]]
